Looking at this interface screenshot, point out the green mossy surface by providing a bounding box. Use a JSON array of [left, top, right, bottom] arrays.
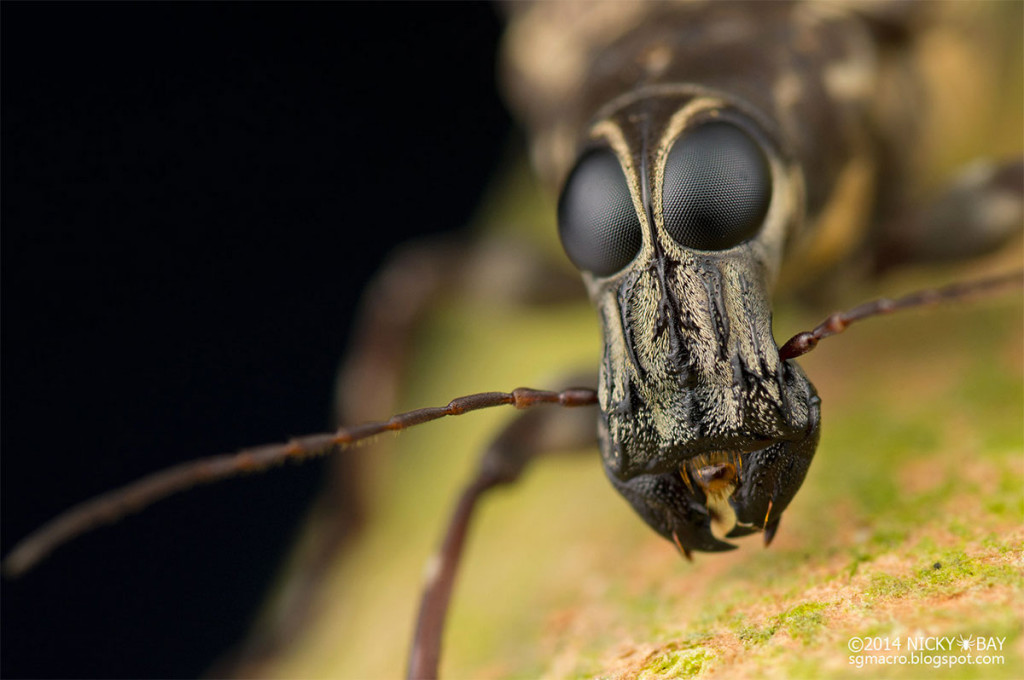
[[639, 648, 713, 679]]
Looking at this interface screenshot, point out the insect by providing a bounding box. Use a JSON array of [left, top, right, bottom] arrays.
[[4, 3, 1022, 679]]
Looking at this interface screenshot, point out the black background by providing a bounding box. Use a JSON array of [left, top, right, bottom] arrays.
[[2, 4, 510, 678]]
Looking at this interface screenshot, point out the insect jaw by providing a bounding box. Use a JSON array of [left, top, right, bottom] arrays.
[[605, 393, 821, 556], [680, 452, 742, 539]]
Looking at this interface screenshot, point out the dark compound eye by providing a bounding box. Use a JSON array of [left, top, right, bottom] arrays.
[[558, 148, 642, 276], [662, 122, 772, 251]]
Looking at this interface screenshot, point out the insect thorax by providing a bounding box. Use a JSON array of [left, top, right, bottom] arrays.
[[502, 0, 919, 285]]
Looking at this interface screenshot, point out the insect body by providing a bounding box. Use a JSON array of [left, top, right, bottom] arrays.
[[288, 2, 1024, 676], [503, 0, 1021, 564], [5, 3, 1022, 679]]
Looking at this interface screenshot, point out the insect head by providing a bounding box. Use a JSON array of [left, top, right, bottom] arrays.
[[558, 89, 821, 555]]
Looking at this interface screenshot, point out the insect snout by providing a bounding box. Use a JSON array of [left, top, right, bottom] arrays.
[[591, 243, 822, 553], [606, 382, 821, 557]]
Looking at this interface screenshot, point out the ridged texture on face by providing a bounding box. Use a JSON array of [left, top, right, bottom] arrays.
[[596, 252, 816, 478]]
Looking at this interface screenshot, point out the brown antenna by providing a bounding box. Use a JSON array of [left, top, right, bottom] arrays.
[[779, 270, 1023, 361], [2, 387, 597, 578]]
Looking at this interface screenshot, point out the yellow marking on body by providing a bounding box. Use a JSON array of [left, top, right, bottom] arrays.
[[772, 70, 803, 144], [590, 119, 655, 264], [824, 57, 875, 102], [778, 153, 875, 289], [641, 43, 672, 77]]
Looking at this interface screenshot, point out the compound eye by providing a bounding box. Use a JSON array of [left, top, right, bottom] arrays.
[[558, 148, 642, 276], [662, 122, 771, 251]]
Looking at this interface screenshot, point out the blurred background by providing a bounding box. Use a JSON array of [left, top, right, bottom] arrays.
[[2, 4, 510, 678], [5, 3, 1022, 679]]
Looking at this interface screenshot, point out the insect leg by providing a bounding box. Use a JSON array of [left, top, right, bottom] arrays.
[[874, 158, 1023, 272], [325, 235, 585, 538], [406, 391, 598, 680], [331, 235, 585, 435], [226, 237, 588, 668]]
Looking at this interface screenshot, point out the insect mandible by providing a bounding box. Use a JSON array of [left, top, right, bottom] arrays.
[[2, 3, 1024, 680]]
